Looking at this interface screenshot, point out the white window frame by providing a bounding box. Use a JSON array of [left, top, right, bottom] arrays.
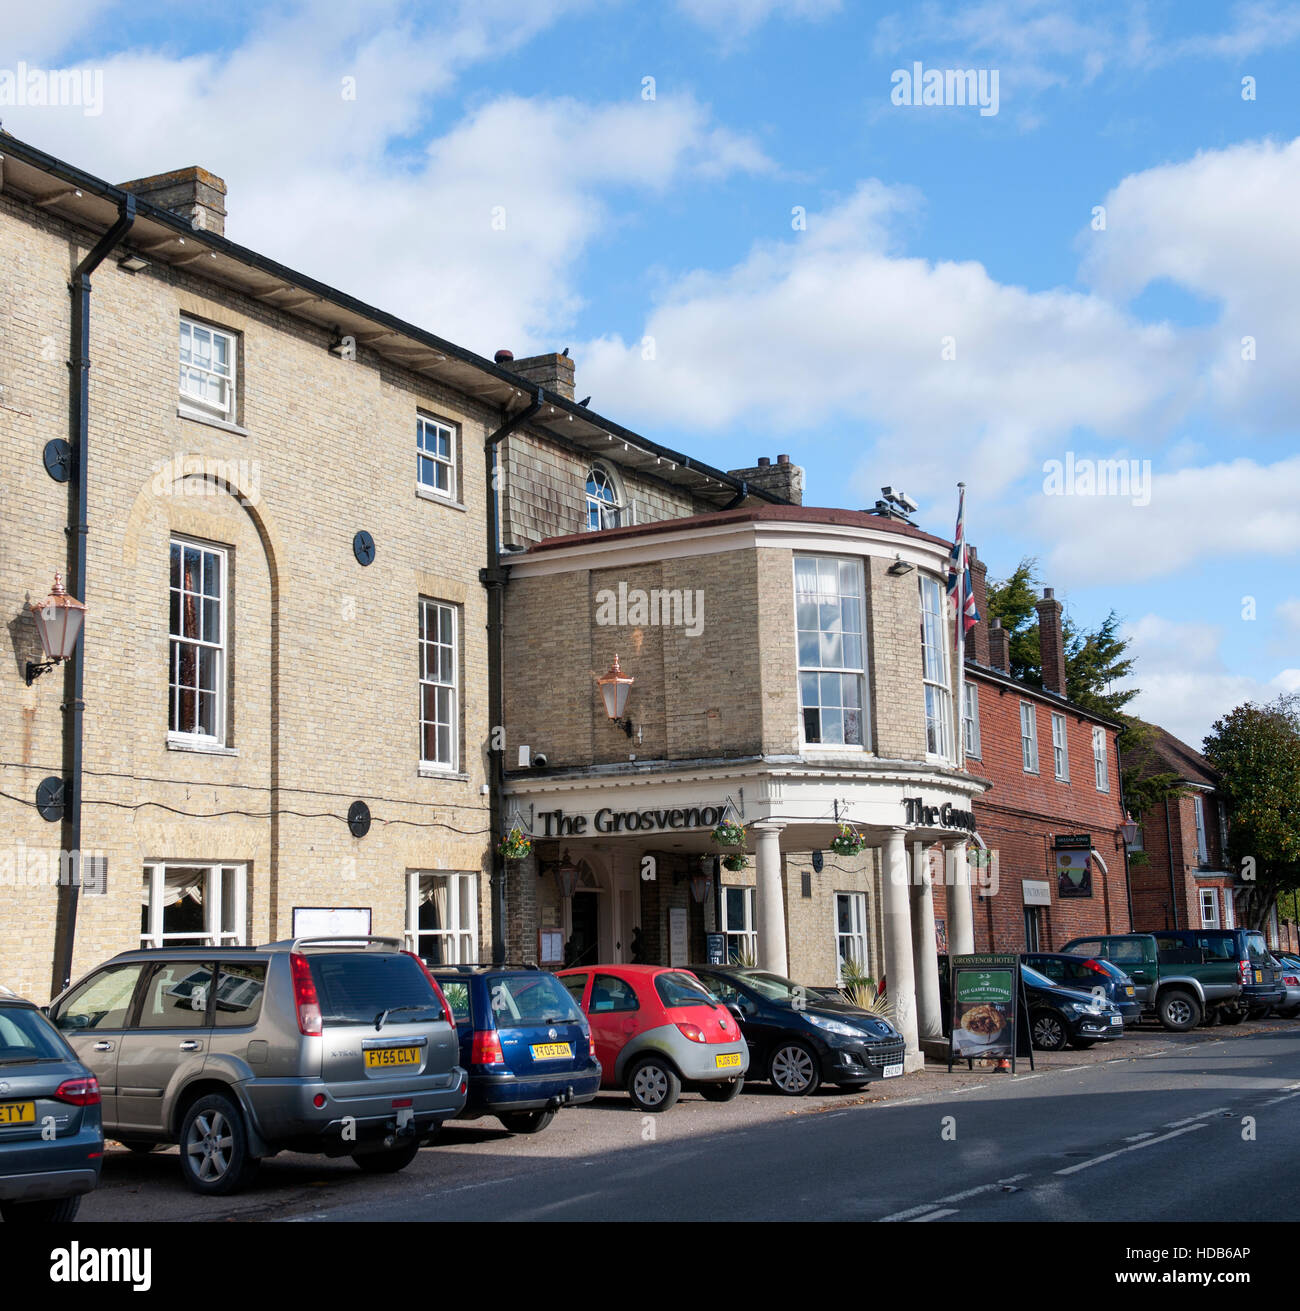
[[1051, 712, 1069, 781], [1092, 725, 1110, 793], [141, 863, 247, 949], [417, 413, 457, 500], [962, 683, 981, 759], [405, 871, 479, 964], [419, 600, 459, 772], [168, 537, 228, 746], [179, 316, 237, 421], [583, 462, 629, 530], [1020, 702, 1039, 774], [920, 575, 953, 760], [795, 555, 869, 750], [835, 891, 869, 983], [1223, 890, 1236, 929], [1200, 887, 1220, 928], [1193, 794, 1208, 865], [721, 886, 757, 963]]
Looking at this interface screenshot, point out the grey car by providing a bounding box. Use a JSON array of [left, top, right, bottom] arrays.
[[0, 997, 103, 1222], [49, 936, 466, 1195]]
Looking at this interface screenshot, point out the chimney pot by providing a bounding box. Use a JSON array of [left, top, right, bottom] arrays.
[[777, 454, 790, 465], [757, 457, 771, 467], [494, 349, 515, 364]]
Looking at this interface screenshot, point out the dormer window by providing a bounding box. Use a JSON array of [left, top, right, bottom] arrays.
[[585, 463, 627, 530]]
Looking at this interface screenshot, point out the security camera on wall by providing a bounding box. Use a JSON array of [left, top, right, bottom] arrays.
[[881, 486, 919, 514]]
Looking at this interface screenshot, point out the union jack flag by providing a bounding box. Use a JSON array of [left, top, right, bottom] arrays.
[[947, 484, 979, 645]]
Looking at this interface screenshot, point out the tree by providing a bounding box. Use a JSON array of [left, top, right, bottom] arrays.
[[1202, 694, 1300, 931]]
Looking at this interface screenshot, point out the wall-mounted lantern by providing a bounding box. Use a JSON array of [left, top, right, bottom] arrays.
[[554, 849, 579, 900], [1120, 812, 1138, 846], [596, 654, 635, 737], [26, 573, 87, 686]]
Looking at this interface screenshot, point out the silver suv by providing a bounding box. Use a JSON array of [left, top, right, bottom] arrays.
[[48, 936, 466, 1194]]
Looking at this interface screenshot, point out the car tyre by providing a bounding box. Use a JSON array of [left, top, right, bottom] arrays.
[[1157, 989, 1201, 1032], [626, 1057, 681, 1112], [1220, 1005, 1246, 1025], [353, 1141, 421, 1173], [699, 1077, 744, 1103], [179, 1093, 260, 1196], [0, 1195, 81, 1223], [1030, 1010, 1069, 1051], [117, 1139, 157, 1154], [498, 1109, 555, 1134], [769, 1042, 821, 1095]]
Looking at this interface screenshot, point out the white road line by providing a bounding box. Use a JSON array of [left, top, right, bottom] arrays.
[[913, 1208, 959, 1222], [1164, 1107, 1229, 1128], [1124, 1132, 1154, 1142], [1263, 1088, 1300, 1106], [1055, 1123, 1207, 1176], [879, 1174, 1029, 1222]]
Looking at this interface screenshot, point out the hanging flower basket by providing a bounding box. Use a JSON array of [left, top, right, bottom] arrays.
[[721, 853, 749, 872], [712, 818, 747, 848], [830, 823, 867, 857], [498, 827, 532, 861]]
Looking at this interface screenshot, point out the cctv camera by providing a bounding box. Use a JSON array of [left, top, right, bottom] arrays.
[[531, 752, 548, 769], [897, 491, 919, 513]]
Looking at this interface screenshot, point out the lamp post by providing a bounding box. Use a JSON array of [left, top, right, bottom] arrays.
[[596, 655, 635, 736]]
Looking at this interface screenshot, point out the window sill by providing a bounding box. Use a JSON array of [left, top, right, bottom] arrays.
[[416, 486, 466, 512], [177, 404, 248, 436], [418, 765, 469, 781], [167, 735, 237, 756]]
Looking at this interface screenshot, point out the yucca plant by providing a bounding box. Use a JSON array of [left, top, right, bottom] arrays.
[[731, 942, 758, 968], [839, 955, 893, 1019]]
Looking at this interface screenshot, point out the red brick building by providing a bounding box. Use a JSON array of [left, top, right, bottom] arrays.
[[957, 555, 1132, 952]]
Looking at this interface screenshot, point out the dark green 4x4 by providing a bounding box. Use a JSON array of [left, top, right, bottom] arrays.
[[1060, 933, 1243, 1031]]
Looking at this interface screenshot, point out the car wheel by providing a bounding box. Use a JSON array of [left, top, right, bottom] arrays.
[[0, 1195, 81, 1222], [627, 1057, 681, 1112], [769, 1042, 821, 1095], [1220, 1005, 1246, 1025], [699, 1077, 744, 1103], [1031, 1010, 1069, 1051], [353, 1141, 421, 1173], [1157, 989, 1201, 1032], [179, 1093, 260, 1196], [117, 1139, 157, 1154], [498, 1110, 555, 1134]]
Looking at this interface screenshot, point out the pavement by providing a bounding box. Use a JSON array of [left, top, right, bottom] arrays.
[[77, 1012, 1300, 1223]]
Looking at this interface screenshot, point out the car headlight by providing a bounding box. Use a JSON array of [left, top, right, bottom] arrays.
[[1068, 1001, 1103, 1016], [806, 1013, 867, 1038]]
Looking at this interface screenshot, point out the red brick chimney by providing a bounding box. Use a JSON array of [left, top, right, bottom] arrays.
[[1036, 587, 1067, 695], [968, 545, 989, 667], [989, 617, 1010, 674]]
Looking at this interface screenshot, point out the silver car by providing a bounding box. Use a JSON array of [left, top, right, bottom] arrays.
[[49, 936, 465, 1194]]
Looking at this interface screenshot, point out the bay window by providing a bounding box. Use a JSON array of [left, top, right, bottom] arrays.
[[920, 575, 952, 758], [795, 556, 867, 747]]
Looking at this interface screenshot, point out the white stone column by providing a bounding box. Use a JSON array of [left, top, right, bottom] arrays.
[[910, 842, 943, 1041], [752, 822, 788, 975], [881, 828, 922, 1068], [947, 838, 975, 956]]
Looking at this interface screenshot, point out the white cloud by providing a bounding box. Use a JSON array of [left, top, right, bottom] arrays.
[[1277, 598, 1300, 632], [676, 0, 841, 39]]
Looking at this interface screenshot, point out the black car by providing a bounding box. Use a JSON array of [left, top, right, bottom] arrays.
[[689, 965, 905, 1095], [1024, 952, 1142, 1026]]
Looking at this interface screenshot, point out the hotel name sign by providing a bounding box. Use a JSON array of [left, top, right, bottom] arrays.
[[538, 805, 728, 837], [903, 797, 977, 832]]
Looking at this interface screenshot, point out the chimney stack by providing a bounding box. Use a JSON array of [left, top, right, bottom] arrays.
[[726, 454, 805, 505], [498, 350, 575, 401], [989, 617, 1010, 674], [119, 167, 227, 236], [1036, 587, 1067, 695], [968, 545, 989, 667]]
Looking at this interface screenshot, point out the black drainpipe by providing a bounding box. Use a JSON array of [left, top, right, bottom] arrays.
[[481, 387, 542, 964], [51, 196, 137, 997]]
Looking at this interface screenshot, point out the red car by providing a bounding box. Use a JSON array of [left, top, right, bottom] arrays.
[[557, 965, 750, 1111]]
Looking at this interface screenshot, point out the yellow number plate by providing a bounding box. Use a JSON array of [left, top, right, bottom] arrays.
[[530, 1042, 573, 1060], [1256, 970, 1263, 983], [0, 1102, 36, 1126], [365, 1047, 419, 1069], [715, 1053, 742, 1069]]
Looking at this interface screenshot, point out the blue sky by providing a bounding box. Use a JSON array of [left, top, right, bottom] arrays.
[[5, 0, 1299, 746]]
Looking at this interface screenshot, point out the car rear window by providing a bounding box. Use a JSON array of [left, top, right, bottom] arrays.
[[1064, 940, 1103, 959], [0, 1006, 70, 1063], [308, 953, 442, 1027], [1194, 934, 1235, 962], [559, 973, 588, 1004], [487, 975, 582, 1029], [437, 980, 472, 1023], [1245, 932, 1273, 964], [654, 972, 716, 1009]]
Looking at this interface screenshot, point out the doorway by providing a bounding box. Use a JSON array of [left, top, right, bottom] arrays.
[[1024, 906, 1042, 952], [568, 891, 599, 967]]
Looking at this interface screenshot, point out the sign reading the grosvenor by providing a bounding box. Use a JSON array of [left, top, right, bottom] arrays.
[[903, 797, 977, 832], [538, 805, 728, 837]]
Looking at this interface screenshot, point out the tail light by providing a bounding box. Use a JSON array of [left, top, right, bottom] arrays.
[[676, 1022, 706, 1043], [402, 950, 457, 1027], [290, 952, 323, 1036], [1285, 975, 1299, 987], [1239, 960, 1252, 986], [472, 1030, 504, 1065], [1084, 959, 1107, 975], [55, 1076, 100, 1107]]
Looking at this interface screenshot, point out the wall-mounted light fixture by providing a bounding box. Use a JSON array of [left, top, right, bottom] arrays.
[[1120, 812, 1138, 846], [116, 251, 150, 273], [553, 850, 579, 900], [596, 654, 635, 737], [26, 573, 86, 686], [887, 555, 915, 577]]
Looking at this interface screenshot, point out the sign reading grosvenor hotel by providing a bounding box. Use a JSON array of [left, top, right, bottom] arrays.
[[537, 805, 731, 837]]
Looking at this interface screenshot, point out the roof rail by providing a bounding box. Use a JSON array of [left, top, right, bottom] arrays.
[[288, 935, 403, 954]]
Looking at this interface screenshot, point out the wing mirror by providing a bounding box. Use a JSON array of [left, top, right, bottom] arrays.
[[727, 1003, 746, 1024]]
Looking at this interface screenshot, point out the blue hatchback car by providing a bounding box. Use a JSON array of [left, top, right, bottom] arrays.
[[0, 995, 103, 1221], [430, 966, 600, 1134]]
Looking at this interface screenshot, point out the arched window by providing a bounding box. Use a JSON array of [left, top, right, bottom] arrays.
[[585, 463, 624, 530]]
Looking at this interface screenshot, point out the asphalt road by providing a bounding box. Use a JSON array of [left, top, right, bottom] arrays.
[[75, 1019, 1300, 1224]]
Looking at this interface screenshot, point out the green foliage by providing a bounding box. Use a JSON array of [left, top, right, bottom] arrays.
[[985, 557, 1042, 684], [1202, 694, 1300, 929]]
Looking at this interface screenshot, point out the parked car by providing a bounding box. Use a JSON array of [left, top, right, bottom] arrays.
[[0, 994, 103, 1222], [1060, 932, 1242, 1030], [1147, 928, 1284, 1020], [689, 964, 905, 1095], [1275, 956, 1300, 1018], [430, 965, 600, 1133], [48, 936, 466, 1194], [557, 965, 747, 1111], [1023, 953, 1142, 1026]]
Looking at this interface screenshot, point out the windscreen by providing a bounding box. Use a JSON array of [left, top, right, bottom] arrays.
[[653, 971, 717, 1009], [487, 974, 583, 1029], [0, 1006, 72, 1063]]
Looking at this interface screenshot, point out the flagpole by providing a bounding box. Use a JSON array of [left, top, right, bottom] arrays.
[[956, 482, 966, 770]]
